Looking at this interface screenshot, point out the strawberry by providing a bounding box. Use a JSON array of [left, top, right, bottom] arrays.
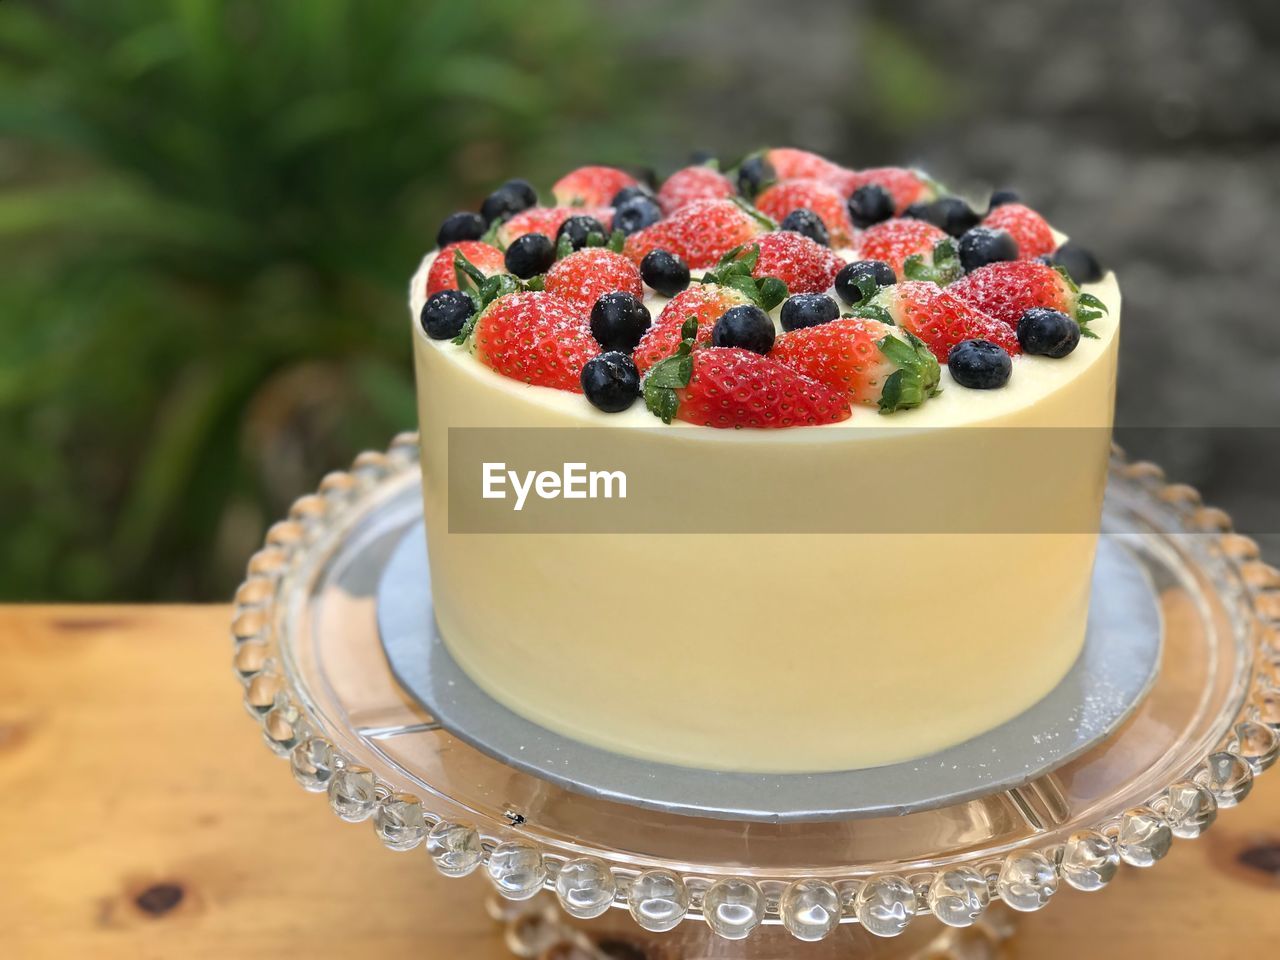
[[744, 231, 842, 294], [981, 203, 1055, 259], [497, 206, 613, 247], [473, 291, 599, 392], [771, 318, 940, 413], [856, 280, 1020, 361], [543, 248, 644, 310], [552, 166, 639, 207], [425, 241, 506, 296], [855, 218, 959, 281], [623, 198, 768, 269], [947, 260, 1106, 336], [763, 147, 847, 183], [657, 164, 736, 215], [839, 167, 935, 213], [631, 283, 750, 373], [642, 328, 851, 428], [755, 179, 856, 247]]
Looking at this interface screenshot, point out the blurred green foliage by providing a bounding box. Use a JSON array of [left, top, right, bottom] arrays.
[[0, 0, 668, 601]]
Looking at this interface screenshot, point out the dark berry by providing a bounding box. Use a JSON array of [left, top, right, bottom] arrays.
[[779, 207, 830, 246], [557, 214, 607, 252], [847, 184, 895, 229], [436, 211, 485, 247], [590, 292, 652, 353], [639, 249, 691, 297], [712, 304, 775, 354], [633, 166, 659, 189], [835, 259, 896, 306], [689, 149, 718, 165], [929, 197, 981, 237], [1050, 242, 1105, 284], [957, 226, 1019, 272], [480, 179, 537, 224], [420, 289, 474, 340], [780, 293, 840, 332], [612, 196, 662, 236], [988, 188, 1020, 210], [1017, 307, 1080, 358], [610, 185, 653, 207], [947, 339, 1012, 389], [504, 232, 555, 279], [737, 154, 775, 198], [580, 352, 641, 413]]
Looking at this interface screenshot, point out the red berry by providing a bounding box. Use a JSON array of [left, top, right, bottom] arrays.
[[872, 280, 1020, 361], [947, 260, 1077, 327], [755, 179, 856, 247], [425, 241, 506, 296], [839, 167, 934, 213], [981, 203, 1056, 259], [543, 248, 644, 311], [764, 147, 846, 183], [624, 199, 765, 269], [750, 231, 843, 294], [551, 166, 639, 206], [657, 165, 736, 214], [473, 292, 599, 392], [497, 206, 613, 247], [631, 283, 749, 373], [855, 218, 950, 277], [671, 348, 851, 428]]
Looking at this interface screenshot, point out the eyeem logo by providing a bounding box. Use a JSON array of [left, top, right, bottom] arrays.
[[482, 462, 627, 512]]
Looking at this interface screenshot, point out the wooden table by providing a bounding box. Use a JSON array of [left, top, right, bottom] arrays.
[[3, 606, 1278, 959]]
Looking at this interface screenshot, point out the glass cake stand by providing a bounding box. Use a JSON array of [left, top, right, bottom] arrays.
[[231, 433, 1280, 959]]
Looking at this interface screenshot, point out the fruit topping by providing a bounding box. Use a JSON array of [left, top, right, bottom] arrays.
[[854, 280, 1020, 361], [947, 339, 1012, 390], [420, 289, 475, 340], [735, 153, 775, 198], [657, 164, 736, 214], [436, 211, 486, 247], [639, 249, 691, 297], [631, 283, 750, 372], [780, 293, 840, 331], [779, 207, 830, 246], [755, 179, 856, 247], [956, 226, 1019, 273], [835, 259, 896, 306], [552, 165, 639, 207], [473, 291, 599, 391], [481, 178, 538, 224], [947, 260, 1106, 336], [904, 196, 981, 238], [982, 203, 1055, 259], [497, 206, 613, 247], [1048, 242, 1105, 284], [504, 233, 556, 280], [612, 194, 663, 236], [741, 231, 842, 294], [987, 188, 1020, 210], [544, 248, 644, 311], [1017, 307, 1081, 358], [847, 183, 895, 229], [590, 292, 652, 353], [856, 218, 958, 282], [425, 241, 506, 296], [556, 214, 610, 254], [623, 198, 767, 269], [581, 351, 642, 412], [711, 304, 775, 354]]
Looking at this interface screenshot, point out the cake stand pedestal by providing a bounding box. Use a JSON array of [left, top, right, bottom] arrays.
[[231, 434, 1280, 959]]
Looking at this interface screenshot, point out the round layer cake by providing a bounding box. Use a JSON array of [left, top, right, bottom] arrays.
[[409, 150, 1119, 773]]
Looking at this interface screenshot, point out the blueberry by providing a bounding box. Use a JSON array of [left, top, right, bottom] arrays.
[[590, 292, 652, 352], [780, 293, 840, 332], [610, 185, 653, 207], [903, 197, 978, 237], [712, 304, 775, 354], [480, 179, 537, 224], [689, 149, 718, 165], [780, 207, 830, 246], [903, 201, 933, 221], [1017, 307, 1080, 358], [436, 211, 486, 247], [1050, 242, 1105, 284], [947, 339, 1012, 389], [958, 226, 1019, 272], [612, 196, 662, 236], [557, 214, 608, 252], [639, 249, 691, 297], [580, 352, 641, 413], [504, 232, 555, 279], [847, 184, 895, 228], [420, 289, 475, 340], [988, 188, 1020, 210], [835, 259, 896, 306], [737, 154, 775, 197]]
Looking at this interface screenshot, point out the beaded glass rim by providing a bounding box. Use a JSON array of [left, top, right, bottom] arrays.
[[230, 432, 1280, 942]]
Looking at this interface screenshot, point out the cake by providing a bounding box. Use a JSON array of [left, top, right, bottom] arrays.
[[408, 148, 1119, 774]]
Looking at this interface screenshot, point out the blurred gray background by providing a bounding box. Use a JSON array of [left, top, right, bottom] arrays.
[[3, 0, 1277, 599]]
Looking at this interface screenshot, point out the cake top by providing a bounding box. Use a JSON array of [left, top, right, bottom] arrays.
[[415, 148, 1111, 429]]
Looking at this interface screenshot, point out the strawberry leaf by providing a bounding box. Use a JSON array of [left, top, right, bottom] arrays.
[[606, 229, 626, 253], [758, 276, 788, 311], [848, 304, 895, 326], [643, 320, 698, 424], [453, 248, 488, 292], [720, 272, 764, 307], [555, 233, 574, 260], [875, 331, 940, 413], [730, 195, 777, 230]]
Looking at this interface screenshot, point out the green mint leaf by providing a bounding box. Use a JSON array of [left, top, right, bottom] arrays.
[[758, 276, 788, 311]]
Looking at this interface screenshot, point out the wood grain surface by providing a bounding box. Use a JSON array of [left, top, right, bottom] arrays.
[[2, 605, 1277, 959]]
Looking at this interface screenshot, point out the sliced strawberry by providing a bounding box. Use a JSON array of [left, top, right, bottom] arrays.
[[947, 260, 1107, 334], [855, 218, 958, 280], [631, 283, 750, 373], [497, 206, 613, 246], [543, 248, 644, 311], [841, 167, 935, 213], [747, 231, 843, 294], [473, 291, 599, 392], [623, 199, 767, 269], [552, 166, 639, 207], [755, 179, 856, 247], [657, 165, 736, 215], [859, 280, 1020, 361], [771, 318, 940, 413], [981, 203, 1055, 259], [425, 241, 507, 296], [644, 342, 851, 428]]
